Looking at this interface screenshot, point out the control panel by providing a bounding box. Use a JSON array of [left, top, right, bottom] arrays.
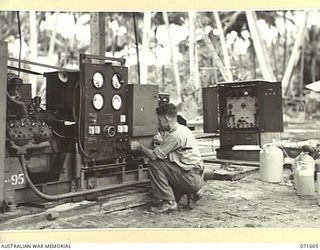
[[220, 86, 259, 130], [203, 80, 283, 147], [80, 58, 129, 163]]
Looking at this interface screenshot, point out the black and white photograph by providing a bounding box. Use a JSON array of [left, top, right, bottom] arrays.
[[0, 8, 320, 234]]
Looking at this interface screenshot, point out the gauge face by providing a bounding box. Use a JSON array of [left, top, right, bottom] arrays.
[[92, 72, 104, 89], [112, 95, 122, 110], [92, 93, 104, 110], [58, 72, 68, 83], [111, 74, 122, 90]]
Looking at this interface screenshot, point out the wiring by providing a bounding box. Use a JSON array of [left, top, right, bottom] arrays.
[[77, 79, 95, 158], [72, 81, 80, 123], [37, 87, 46, 98], [111, 65, 125, 87], [52, 129, 72, 139], [39, 107, 67, 123], [279, 131, 291, 159]]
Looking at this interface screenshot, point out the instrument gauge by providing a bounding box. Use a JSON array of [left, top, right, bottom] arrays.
[[92, 93, 104, 110], [111, 74, 122, 90], [92, 72, 104, 89], [112, 94, 122, 110], [58, 72, 68, 83]]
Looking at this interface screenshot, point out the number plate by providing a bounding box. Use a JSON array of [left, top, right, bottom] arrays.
[[4, 172, 26, 189]]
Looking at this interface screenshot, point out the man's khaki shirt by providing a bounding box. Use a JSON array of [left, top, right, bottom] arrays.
[[153, 122, 203, 171]]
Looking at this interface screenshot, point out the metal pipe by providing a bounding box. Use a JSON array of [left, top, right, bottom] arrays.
[[19, 154, 149, 201], [8, 57, 77, 72], [132, 13, 141, 84], [74, 143, 81, 179], [10, 141, 50, 155]]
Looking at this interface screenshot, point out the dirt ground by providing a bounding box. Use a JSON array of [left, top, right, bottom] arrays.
[[1, 121, 320, 230], [3, 169, 320, 230]]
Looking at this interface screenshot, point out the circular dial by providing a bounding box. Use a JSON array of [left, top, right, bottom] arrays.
[[111, 74, 122, 89], [103, 125, 116, 137], [92, 72, 104, 89], [58, 72, 68, 83], [92, 93, 104, 110], [112, 94, 122, 110]]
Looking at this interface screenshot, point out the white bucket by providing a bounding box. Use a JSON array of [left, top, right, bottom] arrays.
[[316, 158, 320, 172], [260, 144, 284, 183], [293, 153, 315, 189], [317, 172, 320, 205], [297, 169, 315, 196]]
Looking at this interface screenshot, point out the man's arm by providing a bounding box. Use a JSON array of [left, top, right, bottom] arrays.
[[130, 141, 157, 160], [131, 133, 180, 161]]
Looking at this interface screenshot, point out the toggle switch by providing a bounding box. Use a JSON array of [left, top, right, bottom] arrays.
[[118, 125, 123, 133], [120, 115, 126, 123], [94, 126, 100, 134], [122, 125, 128, 133], [88, 126, 95, 135]]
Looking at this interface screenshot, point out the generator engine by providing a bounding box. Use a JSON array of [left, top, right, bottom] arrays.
[[203, 80, 283, 161], [6, 73, 61, 183], [1, 49, 158, 212]]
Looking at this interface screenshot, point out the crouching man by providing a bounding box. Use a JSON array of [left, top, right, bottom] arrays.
[[130, 103, 204, 213]]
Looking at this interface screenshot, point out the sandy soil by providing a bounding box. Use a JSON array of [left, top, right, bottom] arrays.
[[6, 169, 320, 230]]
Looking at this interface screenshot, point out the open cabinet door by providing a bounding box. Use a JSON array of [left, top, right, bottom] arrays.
[[202, 86, 219, 133], [127, 84, 159, 137], [257, 81, 283, 132]]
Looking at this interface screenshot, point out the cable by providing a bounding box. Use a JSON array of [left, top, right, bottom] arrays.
[[18, 154, 149, 201], [132, 13, 141, 84], [16, 11, 22, 77], [52, 129, 72, 139], [72, 81, 80, 123], [110, 65, 125, 89], [77, 79, 95, 158], [278, 131, 291, 159], [37, 87, 46, 98], [39, 107, 67, 123]]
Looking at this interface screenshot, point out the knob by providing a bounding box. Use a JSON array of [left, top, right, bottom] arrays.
[[103, 125, 116, 137]]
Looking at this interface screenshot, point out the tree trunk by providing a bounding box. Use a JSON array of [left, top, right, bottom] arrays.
[[140, 11, 151, 85], [299, 40, 305, 96], [189, 11, 195, 86], [282, 11, 288, 77], [39, 12, 59, 96], [283, 11, 309, 96], [271, 33, 278, 79], [162, 12, 182, 104], [213, 11, 233, 81], [194, 38, 200, 102], [196, 16, 230, 82], [48, 13, 58, 63], [246, 11, 276, 82], [188, 11, 200, 102], [200, 27, 229, 82], [90, 12, 105, 57], [29, 11, 38, 97]]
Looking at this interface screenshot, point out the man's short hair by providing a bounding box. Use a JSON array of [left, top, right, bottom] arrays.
[[156, 103, 177, 117]]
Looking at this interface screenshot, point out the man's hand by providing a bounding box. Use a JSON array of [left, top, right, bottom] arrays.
[[130, 141, 157, 160], [130, 141, 141, 151], [153, 134, 163, 146]]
